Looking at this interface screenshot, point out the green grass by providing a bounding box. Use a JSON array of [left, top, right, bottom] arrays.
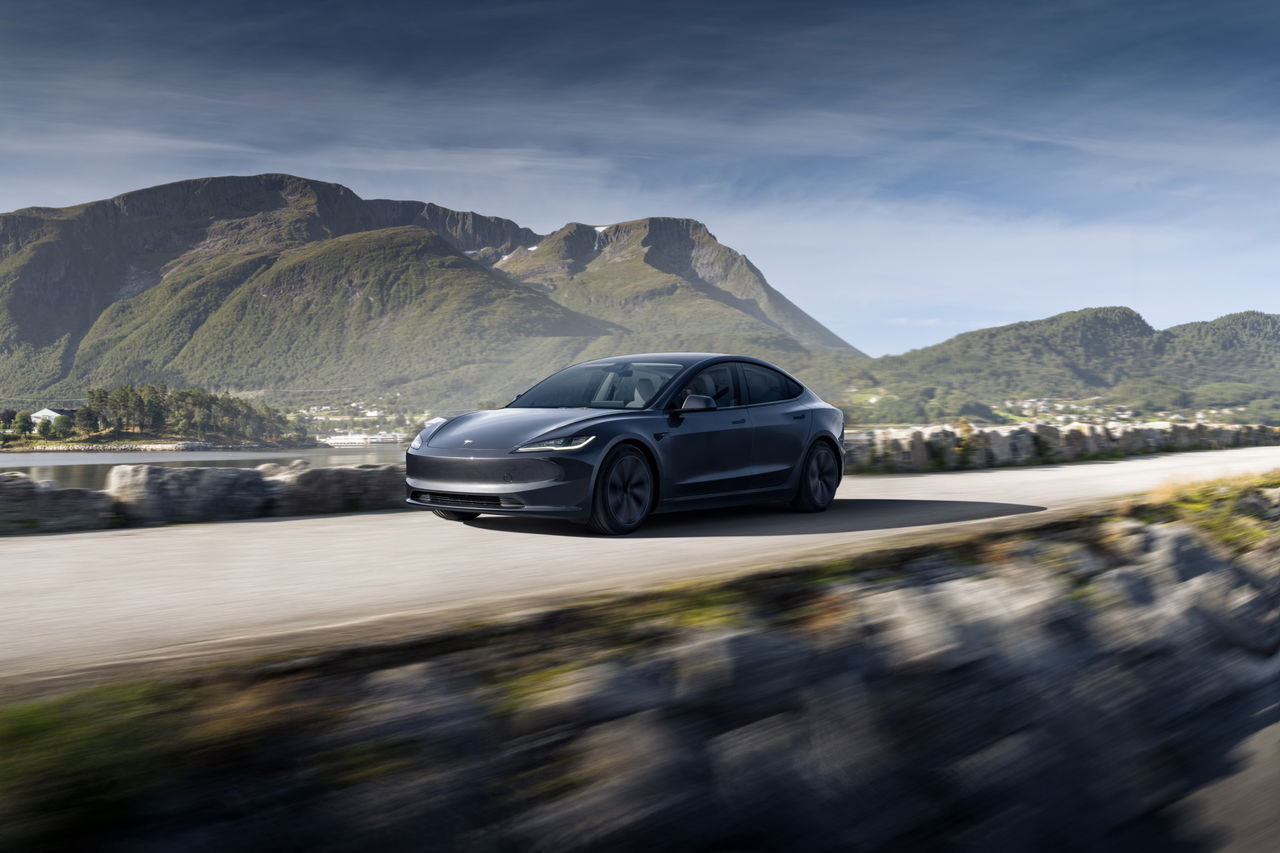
[[1136, 470, 1280, 552]]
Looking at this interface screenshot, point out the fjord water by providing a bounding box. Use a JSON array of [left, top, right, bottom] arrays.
[[0, 446, 407, 490]]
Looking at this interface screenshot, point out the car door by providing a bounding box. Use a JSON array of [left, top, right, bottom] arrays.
[[660, 362, 755, 499], [741, 362, 812, 489]]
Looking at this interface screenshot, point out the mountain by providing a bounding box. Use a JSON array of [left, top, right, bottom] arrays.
[[858, 307, 1280, 420], [868, 307, 1161, 399], [0, 174, 862, 407]]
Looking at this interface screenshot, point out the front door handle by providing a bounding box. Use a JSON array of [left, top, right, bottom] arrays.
[[731, 418, 746, 425], [792, 413, 806, 419]]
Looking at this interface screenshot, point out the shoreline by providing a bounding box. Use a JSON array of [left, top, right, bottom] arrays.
[[2, 442, 325, 453]]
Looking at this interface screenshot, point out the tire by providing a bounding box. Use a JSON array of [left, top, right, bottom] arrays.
[[588, 445, 654, 534], [433, 509, 480, 521], [790, 441, 841, 513]]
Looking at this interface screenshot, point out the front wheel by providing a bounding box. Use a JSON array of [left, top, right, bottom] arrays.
[[790, 441, 841, 513], [433, 509, 480, 522], [588, 445, 654, 535]]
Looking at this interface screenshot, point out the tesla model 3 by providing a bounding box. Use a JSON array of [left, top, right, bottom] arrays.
[[405, 353, 844, 534]]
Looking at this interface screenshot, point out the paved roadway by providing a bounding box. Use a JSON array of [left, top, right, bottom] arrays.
[[7, 444, 1280, 681]]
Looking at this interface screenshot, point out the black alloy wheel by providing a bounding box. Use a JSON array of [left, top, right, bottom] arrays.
[[433, 509, 481, 522], [791, 441, 840, 512], [589, 445, 654, 534]]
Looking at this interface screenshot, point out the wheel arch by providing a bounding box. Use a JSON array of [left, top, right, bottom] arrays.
[[803, 433, 846, 486], [813, 433, 844, 465], [590, 436, 662, 502]]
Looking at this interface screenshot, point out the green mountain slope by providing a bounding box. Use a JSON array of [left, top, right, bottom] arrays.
[[0, 174, 860, 407], [1155, 312, 1280, 386], [869, 307, 1161, 399], [857, 307, 1280, 421]]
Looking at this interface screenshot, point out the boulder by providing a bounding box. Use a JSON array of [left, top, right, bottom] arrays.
[[1032, 424, 1064, 461], [332, 663, 493, 762], [32, 481, 115, 532], [106, 464, 269, 524], [264, 463, 405, 516], [666, 630, 811, 721], [0, 472, 115, 533], [513, 711, 719, 853], [863, 586, 987, 674], [0, 471, 38, 532]]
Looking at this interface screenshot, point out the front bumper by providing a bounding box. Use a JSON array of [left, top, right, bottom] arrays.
[[404, 446, 598, 519]]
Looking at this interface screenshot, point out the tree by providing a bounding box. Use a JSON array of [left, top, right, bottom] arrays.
[[138, 384, 168, 432], [0, 408, 15, 429], [52, 415, 74, 439], [36, 418, 53, 439], [13, 411, 33, 435], [85, 388, 109, 424], [108, 386, 142, 430], [75, 406, 99, 432]]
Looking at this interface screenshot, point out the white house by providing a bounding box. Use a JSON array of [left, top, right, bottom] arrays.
[[31, 407, 76, 424]]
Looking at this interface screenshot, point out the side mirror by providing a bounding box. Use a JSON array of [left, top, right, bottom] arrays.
[[680, 394, 717, 411]]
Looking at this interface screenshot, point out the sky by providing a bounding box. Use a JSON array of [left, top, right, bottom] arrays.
[[3, 0, 1279, 355]]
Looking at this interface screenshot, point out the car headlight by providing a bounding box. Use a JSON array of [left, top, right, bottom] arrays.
[[409, 417, 448, 450], [514, 434, 596, 453]]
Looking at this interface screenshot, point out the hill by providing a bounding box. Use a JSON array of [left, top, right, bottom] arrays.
[[856, 307, 1280, 423], [0, 174, 862, 408]]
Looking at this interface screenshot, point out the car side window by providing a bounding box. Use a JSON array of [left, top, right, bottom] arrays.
[[742, 364, 802, 404], [672, 364, 741, 408]]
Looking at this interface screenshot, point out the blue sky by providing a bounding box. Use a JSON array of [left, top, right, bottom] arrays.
[[3, 0, 1279, 355]]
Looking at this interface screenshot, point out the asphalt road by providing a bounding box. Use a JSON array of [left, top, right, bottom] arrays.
[[7, 444, 1280, 681]]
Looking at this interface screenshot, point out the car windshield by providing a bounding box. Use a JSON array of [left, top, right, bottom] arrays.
[[509, 361, 684, 409]]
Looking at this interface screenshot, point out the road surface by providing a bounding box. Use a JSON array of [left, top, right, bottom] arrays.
[[6, 445, 1280, 680]]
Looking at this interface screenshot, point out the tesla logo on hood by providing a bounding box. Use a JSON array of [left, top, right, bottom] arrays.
[[463, 439, 473, 445]]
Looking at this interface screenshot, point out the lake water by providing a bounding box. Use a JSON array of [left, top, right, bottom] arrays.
[[0, 446, 408, 490]]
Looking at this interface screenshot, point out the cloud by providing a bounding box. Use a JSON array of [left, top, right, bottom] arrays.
[[0, 127, 266, 157], [3, 0, 1280, 356]]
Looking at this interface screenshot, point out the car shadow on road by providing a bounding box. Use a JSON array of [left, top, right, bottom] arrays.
[[466, 498, 1047, 538]]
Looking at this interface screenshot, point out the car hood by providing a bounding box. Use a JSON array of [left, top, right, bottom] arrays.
[[427, 408, 618, 450]]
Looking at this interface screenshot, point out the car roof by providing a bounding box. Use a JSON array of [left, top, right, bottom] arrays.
[[577, 352, 770, 368]]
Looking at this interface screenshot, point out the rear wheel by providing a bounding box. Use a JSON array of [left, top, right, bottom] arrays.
[[790, 441, 840, 512], [588, 445, 654, 534], [433, 509, 480, 522]]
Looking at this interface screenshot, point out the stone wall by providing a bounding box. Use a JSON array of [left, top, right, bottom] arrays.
[[3, 421, 1280, 533], [846, 421, 1280, 472], [9, 509, 1278, 850], [0, 461, 407, 532], [0, 471, 115, 534]]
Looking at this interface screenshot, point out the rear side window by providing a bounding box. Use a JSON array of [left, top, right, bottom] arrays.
[[742, 364, 803, 404], [673, 363, 741, 408]]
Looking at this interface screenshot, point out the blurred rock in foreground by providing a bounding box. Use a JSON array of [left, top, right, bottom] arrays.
[[4, 500, 1279, 851]]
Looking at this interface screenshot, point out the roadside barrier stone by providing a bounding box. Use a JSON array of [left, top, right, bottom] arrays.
[[844, 421, 1280, 473]]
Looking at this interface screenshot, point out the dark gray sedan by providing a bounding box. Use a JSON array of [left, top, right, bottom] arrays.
[[405, 353, 844, 534]]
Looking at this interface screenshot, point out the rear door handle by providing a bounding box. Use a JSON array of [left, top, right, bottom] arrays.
[[731, 418, 746, 425]]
